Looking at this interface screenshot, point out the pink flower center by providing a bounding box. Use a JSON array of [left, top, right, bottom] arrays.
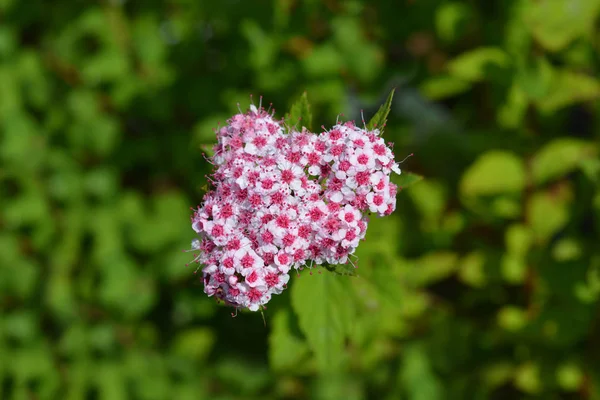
[[329, 130, 342, 140], [298, 225, 311, 238], [261, 231, 274, 244], [246, 271, 258, 283], [373, 144, 386, 155], [276, 215, 290, 229], [294, 249, 305, 261], [249, 194, 262, 207], [281, 170, 294, 183], [223, 257, 234, 269], [227, 238, 241, 251], [331, 144, 344, 156], [271, 191, 285, 205], [241, 254, 255, 268], [247, 288, 262, 302], [253, 136, 267, 148], [211, 225, 224, 237], [356, 171, 370, 185], [309, 208, 324, 221], [261, 178, 274, 190], [307, 152, 320, 165], [277, 253, 289, 265], [339, 160, 351, 172], [265, 273, 279, 287], [283, 234, 295, 247]]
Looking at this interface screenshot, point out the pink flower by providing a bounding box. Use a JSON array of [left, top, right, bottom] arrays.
[[189, 103, 404, 311]]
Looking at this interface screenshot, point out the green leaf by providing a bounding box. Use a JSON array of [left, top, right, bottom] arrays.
[[556, 363, 584, 391], [286, 91, 312, 130], [501, 254, 527, 284], [458, 251, 487, 288], [420, 75, 471, 100], [531, 138, 596, 185], [534, 70, 600, 113], [497, 82, 528, 129], [524, 0, 600, 52], [367, 88, 395, 132], [268, 310, 310, 372], [447, 47, 510, 82], [324, 263, 358, 277], [527, 191, 570, 243], [460, 151, 526, 197], [171, 328, 215, 361], [435, 2, 472, 43], [497, 306, 528, 331], [291, 271, 353, 372], [514, 363, 542, 394], [395, 172, 423, 189], [505, 224, 533, 257], [400, 343, 443, 400]]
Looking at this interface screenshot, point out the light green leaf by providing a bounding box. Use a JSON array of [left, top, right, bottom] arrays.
[[172, 328, 215, 361], [497, 306, 528, 331], [420, 75, 471, 100], [556, 363, 584, 391], [458, 251, 487, 288], [505, 224, 533, 257], [514, 362, 542, 394], [286, 91, 313, 130], [411, 252, 457, 286], [527, 191, 570, 242], [501, 254, 527, 284], [268, 310, 310, 372], [447, 47, 510, 82], [400, 344, 443, 400], [367, 88, 395, 132], [531, 138, 596, 184], [395, 172, 423, 189], [534, 70, 600, 113], [407, 179, 446, 222], [291, 271, 353, 372], [460, 151, 526, 197], [435, 2, 472, 43], [525, 0, 600, 51], [497, 82, 528, 129]]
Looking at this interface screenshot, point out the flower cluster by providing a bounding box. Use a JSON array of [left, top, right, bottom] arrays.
[[189, 105, 402, 311]]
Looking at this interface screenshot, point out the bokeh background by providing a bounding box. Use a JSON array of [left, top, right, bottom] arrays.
[[2, 0, 600, 399]]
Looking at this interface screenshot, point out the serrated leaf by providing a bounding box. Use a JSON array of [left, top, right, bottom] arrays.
[[367, 88, 395, 132], [324, 263, 358, 277], [395, 172, 423, 189], [291, 271, 353, 372], [286, 91, 312, 130]]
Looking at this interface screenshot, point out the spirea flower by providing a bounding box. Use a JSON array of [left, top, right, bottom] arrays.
[[188, 104, 402, 312]]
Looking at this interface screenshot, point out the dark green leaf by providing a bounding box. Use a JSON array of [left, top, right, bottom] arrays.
[[323, 263, 358, 277], [367, 88, 395, 132]]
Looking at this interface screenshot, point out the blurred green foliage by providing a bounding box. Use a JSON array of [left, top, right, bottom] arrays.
[[1, 0, 600, 399]]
